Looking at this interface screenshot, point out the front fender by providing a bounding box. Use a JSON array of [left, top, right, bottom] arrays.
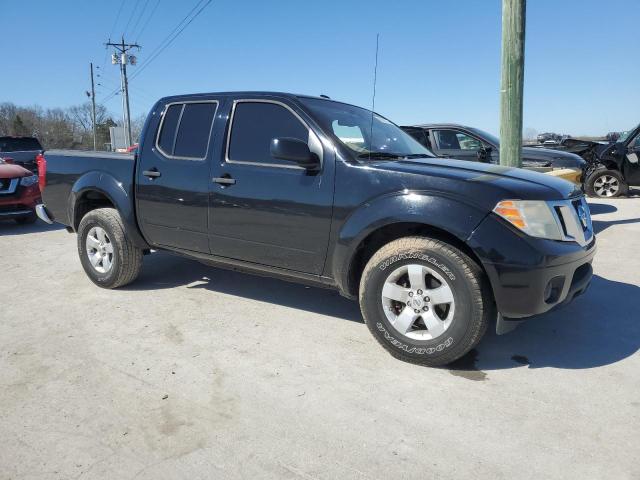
[[330, 191, 488, 295], [70, 171, 149, 249]]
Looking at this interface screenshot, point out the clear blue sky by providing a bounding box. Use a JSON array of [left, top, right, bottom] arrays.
[[2, 0, 638, 136]]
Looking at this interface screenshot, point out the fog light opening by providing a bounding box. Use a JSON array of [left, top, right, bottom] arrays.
[[544, 276, 565, 304]]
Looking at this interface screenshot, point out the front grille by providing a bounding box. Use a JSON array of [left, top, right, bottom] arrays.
[[0, 204, 28, 214], [549, 196, 593, 246], [0, 178, 19, 195]]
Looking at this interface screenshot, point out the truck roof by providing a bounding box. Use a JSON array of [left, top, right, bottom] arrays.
[[157, 91, 366, 110], [403, 123, 476, 130]]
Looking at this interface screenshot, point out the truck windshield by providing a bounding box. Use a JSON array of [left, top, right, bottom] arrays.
[[300, 98, 434, 159], [467, 127, 500, 147], [617, 125, 639, 143]]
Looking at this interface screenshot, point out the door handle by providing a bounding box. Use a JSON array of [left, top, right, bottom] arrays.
[[143, 168, 161, 178], [213, 175, 236, 186]]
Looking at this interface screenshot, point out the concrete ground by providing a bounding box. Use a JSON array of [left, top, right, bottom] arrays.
[[1, 195, 639, 480]]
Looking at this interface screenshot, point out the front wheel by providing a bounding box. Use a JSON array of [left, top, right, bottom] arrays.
[[77, 208, 143, 288], [585, 169, 628, 198], [359, 237, 491, 367]]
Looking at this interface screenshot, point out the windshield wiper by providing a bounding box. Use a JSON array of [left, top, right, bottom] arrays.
[[357, 152, 404, 159], [357, 152, 433, 160]]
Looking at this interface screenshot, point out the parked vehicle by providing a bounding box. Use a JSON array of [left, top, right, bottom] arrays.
[[536, 125, 640, 197], [0, 136, 44, 173], [0, 157, 41, 224], [537, 132, 562, 144], [401, 124, 585, 183], [36, 92, 595, 366]]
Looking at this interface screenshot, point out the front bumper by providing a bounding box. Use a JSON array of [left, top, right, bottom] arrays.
[[469, 214, 596, 319], [0, 182, 41, 219]]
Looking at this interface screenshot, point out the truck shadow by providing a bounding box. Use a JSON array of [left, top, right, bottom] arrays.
[[592, 217, 640, 234], [0, 219, 65, 236], [587, 202, 617, 215], [130, 254, 638, 370], [588, 200, 640, 234], [127, 252, 364, 323], [470, 275, 639, 371]]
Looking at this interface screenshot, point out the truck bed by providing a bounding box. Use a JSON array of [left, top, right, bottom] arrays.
[[42, 150, 135, 227]]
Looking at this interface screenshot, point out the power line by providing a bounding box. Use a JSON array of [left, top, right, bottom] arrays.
[[99, 0, 212, 103], [108, 0, 127, 40], [103, 0, 128, 71], [122, 0, 142, 38], [129, 0, 152, 40], [129, 0, 213, 82], [135, 0, 162, 42], [129, 0, 207, 78]]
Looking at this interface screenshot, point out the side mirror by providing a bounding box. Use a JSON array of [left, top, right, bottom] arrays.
[[477, 145, 492, 162], [270, 137, 319, 170]]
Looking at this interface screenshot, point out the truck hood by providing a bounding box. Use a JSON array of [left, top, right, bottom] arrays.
[[372, 157, 582, 205], [521, 147, 586, 168]]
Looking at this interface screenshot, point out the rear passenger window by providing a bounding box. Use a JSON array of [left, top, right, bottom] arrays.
[[157, 104, 182, 155], [174, 103, 217, 158], [157, 102, 217, 159], [228, 102, 308, 166]]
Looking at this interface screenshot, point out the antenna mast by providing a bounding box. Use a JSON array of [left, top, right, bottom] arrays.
[[369, 33, 380, 161]]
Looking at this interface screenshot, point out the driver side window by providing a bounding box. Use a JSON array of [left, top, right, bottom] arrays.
[[434, 130, 482, 151]]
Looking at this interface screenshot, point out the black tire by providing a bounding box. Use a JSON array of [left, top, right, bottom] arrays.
[[584, 168, 628, 198], [359, 236, 492, 367], [77, 208, 143, 288], [15, 212, 37, 224]]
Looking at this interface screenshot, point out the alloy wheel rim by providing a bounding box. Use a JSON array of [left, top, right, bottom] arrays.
[[593, 175, 619, 197], [86, 226, 114, 274], [381, 263, 455, 341]]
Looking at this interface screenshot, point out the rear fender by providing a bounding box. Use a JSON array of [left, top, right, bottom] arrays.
[[70, 171, 149, 248]]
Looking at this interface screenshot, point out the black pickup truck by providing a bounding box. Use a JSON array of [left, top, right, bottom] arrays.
[[37, 92, 596, 366]]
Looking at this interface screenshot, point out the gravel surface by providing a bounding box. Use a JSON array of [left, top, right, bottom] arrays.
[[1, 196, 638, 480]]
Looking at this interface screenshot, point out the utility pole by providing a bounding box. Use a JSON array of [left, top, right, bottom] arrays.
[[106, 37, 140, 147], [88, 62, 97, 150], [499, 0, 526, 167]]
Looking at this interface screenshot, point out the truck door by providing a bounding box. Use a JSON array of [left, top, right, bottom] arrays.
[[208, 99, 334, 275], [430, 129, 485, 162], [624, 132, 640, 185], [136, 100, 218, 253]]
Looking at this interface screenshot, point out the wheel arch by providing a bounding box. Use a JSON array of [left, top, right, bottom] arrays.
[[330, 192, 490, 298], [70, 172, 149, 249], [343, 222, 491, 299]]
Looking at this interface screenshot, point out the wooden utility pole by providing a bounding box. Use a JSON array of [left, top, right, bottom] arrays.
[[89, 63, 97, 150], [499, 0, 526, 167]]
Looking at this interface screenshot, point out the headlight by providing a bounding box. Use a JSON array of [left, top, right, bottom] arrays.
[[493, 200, 563, 240], [20, 175, 39, 187]]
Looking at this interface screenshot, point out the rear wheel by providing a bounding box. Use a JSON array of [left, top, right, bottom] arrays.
[[359, 236, 492, 367], [77, 208, 143, 288], [585, 169, 627, 198]]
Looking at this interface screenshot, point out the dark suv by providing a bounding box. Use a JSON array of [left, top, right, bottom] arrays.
[[401, 124, 585, 184], [0, 136, 44, 173]]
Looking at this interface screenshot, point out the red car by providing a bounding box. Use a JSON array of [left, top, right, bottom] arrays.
[[0, 157, 42, 224]]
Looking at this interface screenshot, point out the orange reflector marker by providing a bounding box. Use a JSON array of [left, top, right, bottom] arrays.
[[493, 200, 527, 229]]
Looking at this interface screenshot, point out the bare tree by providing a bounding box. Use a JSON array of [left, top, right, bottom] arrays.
[[0, 101, 118, 150]]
